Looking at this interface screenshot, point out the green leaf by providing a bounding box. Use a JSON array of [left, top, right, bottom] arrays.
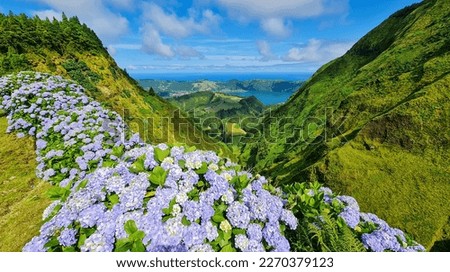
[[131, 241, 146, 252], [182, 216, 192, 226], [47, 187, 70, 201], [239, 175, 249, 188], [162, 199, 176, 215], [155, 147, 170, 162], [230, 176, 239, 186], [78, 234, 87, 248], [63, 246, 76, 252], [114, 238, 133, 252], [124, 220, 138, 235], [232, 229, 246, 235], [129, 155, 146, 173], [111, 145, 124, 158], [145, 191, 156, 198], [44, 237, 60, 248], [102, 160, 117, 168], [108, 194, 120, 205], [195, 162, 208, 174], [178, 160, 186, 169], [220, 244, 236, 252], [212, 214, 225, 223], [130, 230, 145, 241], [217, 203, 228, 213], [76, 179, 88, 191], [149, 166, 167, 186]]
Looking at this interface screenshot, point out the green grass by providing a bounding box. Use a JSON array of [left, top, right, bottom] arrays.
[[0, 117, 51, 251], [319, 140, 450, 249]]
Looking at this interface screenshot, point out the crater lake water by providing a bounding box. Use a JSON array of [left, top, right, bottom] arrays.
[[132, 72, 311, 105], [224, 91, 294, 105]]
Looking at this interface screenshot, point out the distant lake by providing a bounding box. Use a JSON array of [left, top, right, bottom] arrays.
[[226, 91, 295, 105], [133, 72, 309, 105]]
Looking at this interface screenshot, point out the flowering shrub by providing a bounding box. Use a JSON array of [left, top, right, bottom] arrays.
[[0, 72, 138, 188], [0, 72, 424, 252], [1, 72, 297, 252], [284, 182, 425, 252]]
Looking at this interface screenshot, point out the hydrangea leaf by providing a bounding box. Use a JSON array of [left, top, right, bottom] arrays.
[[220, 244, 235, 252], [154, 147, 170, 162], [149, 166, 167, 186], [124, 220, 139, 235]]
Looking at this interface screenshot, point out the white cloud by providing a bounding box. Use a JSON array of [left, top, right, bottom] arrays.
[[107, 45, 117, 56], [217, 0, 348, 37], [110, 0, 135, 10], [32, 9, 62, 21], [217, 0, 347, 19], [142, 3, 220, 39], [283, 39, 353, 62], [261, 18, 291, 38], [141, 25, 175, 58], [37, 0, 129, 41], [257, 40, 276, 61], [175, 46, 204, 60]]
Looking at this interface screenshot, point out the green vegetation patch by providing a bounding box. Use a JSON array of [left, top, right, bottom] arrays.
[[0, 117, 51, 251]]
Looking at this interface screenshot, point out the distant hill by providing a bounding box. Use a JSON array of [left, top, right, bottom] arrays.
[[242, 0, 450, 250], [169, 91, 265, 143], [138, 79, 302, 97], [0, 13, 228, 154]]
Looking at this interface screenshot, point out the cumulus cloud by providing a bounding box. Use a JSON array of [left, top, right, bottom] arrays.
[[257, 40, 276, 61], [36, 0, 129, 41], [261, 18, 291, 38], [217, 0, 348, 37], [283, 39, 353, 62], [142, 3, 221, 39], [141, 25, 175, 58], [32, 9, 62, 21]]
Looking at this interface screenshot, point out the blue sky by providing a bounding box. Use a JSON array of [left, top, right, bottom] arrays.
[[1, 0, 421, 78]]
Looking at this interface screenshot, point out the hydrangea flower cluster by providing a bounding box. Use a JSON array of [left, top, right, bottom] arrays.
[[321, 188, 425, 252], [0, 72, 140, 187], [21, 145, 298, 252], [1, 72, 297, 252]]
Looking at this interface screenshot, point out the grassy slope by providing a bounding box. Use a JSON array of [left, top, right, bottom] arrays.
[[242, 0, 450, 249], [0, 117, 51, 251]]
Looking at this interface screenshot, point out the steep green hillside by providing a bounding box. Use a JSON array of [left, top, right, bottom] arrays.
[[0, 116, 51, 251], [242, 0, 450, 249], [0, 13, 229, 154]]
